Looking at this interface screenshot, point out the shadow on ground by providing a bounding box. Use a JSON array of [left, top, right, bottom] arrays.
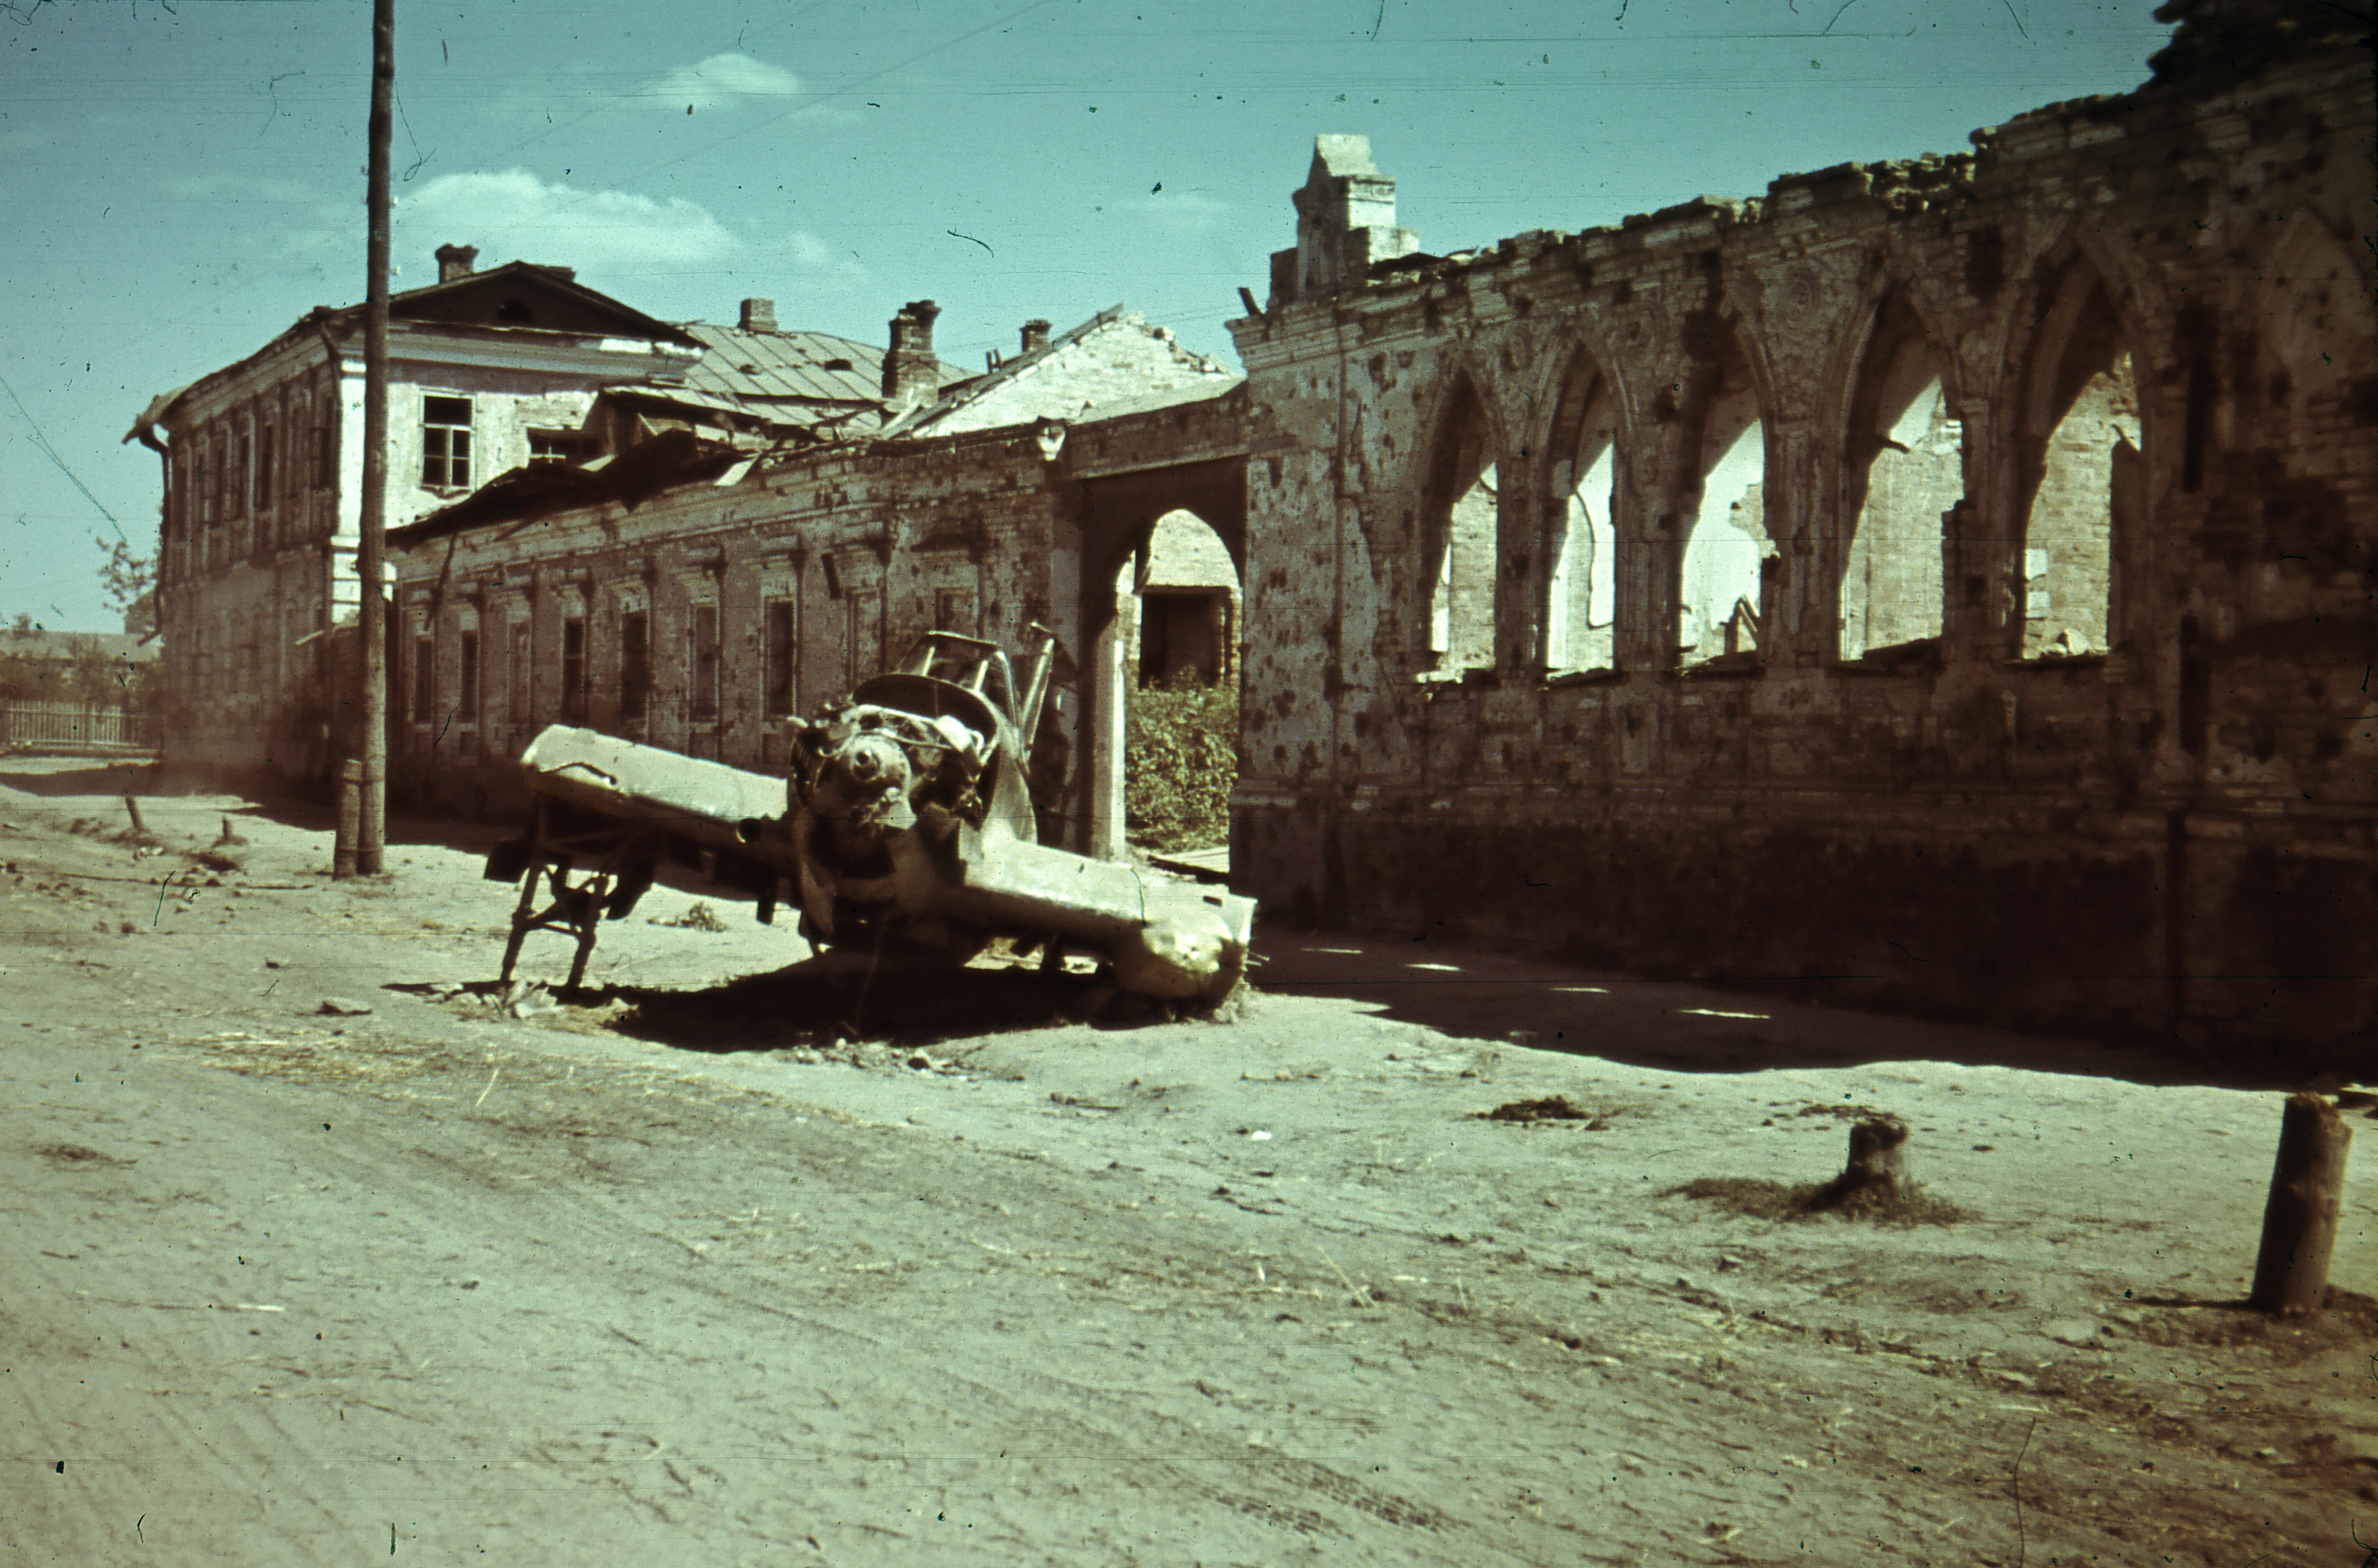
[[1247, 932, 2343, 1094], [409, 951, 1183, 1053], [0, 759, 164, 799]]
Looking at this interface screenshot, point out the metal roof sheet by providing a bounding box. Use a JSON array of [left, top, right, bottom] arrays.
[[675, 323, 907, 409]]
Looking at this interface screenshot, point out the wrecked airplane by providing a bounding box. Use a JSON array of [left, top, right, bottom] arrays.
[[485, 629, 1255, 1005]]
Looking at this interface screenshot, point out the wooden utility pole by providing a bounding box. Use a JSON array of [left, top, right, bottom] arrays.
[[336, 0, 394, 877]]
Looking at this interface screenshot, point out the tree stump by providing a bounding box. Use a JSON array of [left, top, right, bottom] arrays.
[[2249, 1092, 2354, 1316], [1844, 1117, 1911, 1195], [1802, 1117, 1910, 1212]]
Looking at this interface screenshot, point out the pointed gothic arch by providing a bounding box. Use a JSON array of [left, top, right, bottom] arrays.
[[1541, 348, 1624, 673], [2007, 253, 2141, 659], [1834, 288, 1964, 660], [1416, 368, 1503, 673], [1668, 312, 1772, 669]]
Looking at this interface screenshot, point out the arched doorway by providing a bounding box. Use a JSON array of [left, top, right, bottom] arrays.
[[1116, 508, 1241, 859]]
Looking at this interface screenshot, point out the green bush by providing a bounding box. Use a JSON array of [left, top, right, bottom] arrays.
[[1124, 672, 1237, 851]]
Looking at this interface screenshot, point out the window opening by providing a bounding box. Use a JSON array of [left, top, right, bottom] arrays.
[[508, 619, 532, 727], [688, 604, 720, 723], [1678, 385, 1770, 668], [620, 609, 650, 723], [560, 616, 587, 725], [1545, 363, 1620, 673], [2019, 271, 2132, 659], [528, 429, 596, 466], [1422, 381, 1497, 673], [1840, 314, 1959, 660], [763, 599, 796, 718], [456, 628, 478, 722], [411, 633, 435, 724], [422, 396, 473, 490]]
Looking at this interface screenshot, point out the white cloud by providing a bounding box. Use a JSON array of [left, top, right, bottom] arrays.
[[781, 231, 864, 278], [639, 52, 800, 112], [395, 169, 739, 274], [1137, 190, 1234, 235], [168, 174, 322, 204]]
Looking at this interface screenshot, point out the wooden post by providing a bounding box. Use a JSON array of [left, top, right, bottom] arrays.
[[121, 794, 145, 837], [2249, 1093, 2354, 1316], [1845, 1117, 1910, 1196]]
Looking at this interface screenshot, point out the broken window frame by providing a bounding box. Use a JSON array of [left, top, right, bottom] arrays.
[[527, 429, 597, 466], [422, 395, 474, 491]]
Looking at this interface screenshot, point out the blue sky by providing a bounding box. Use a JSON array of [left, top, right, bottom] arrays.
[[1, 0, 2173, 632]]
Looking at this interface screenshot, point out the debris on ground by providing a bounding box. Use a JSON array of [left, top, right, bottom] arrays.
[[1478, 1095, 1607, 1127], [317, 997, 374, 1017], [650, 901, 728, 932]]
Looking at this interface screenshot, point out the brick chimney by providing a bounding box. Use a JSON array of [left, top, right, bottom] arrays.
[[1019, 318, 1052, 356], [739, 297, 777, 332], [883, 300, 942, 409], [435, 243, 479, 283]]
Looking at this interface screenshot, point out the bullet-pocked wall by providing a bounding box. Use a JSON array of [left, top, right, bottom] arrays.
[[1225, 11, 2376, 1055]]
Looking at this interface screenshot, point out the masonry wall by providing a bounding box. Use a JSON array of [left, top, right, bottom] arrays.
[[1226, 39, 2376, 1056], [390, 427, 1078, 823]]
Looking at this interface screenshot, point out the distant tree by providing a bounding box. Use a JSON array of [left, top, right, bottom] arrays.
[[96, 535, 157, 640], [0, 645, 34, 703], [65, 638, 121, 709]]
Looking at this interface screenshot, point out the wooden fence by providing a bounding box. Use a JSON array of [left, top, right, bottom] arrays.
[[0, 701, 160, 750]]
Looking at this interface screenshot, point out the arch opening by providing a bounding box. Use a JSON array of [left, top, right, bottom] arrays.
[[1678, 345, 1770, 670], [2017, 265, 2136, 660], [1544, 359, 1619, 674], [1420, 377, 1497, 674], [1839, 298, 1961, 660], [1102, 507, 1242, 859]]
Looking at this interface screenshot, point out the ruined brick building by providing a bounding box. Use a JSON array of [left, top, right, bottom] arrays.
[[127, 249, 908, 781], [385, 302, 1244, 855], [1224, 2, 2375, 1053]]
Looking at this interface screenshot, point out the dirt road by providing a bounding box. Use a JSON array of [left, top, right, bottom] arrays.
[[3, 758, 2372, 1565]]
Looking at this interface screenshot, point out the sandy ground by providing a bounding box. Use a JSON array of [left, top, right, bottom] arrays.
[[1, 754, 2373, 1567]]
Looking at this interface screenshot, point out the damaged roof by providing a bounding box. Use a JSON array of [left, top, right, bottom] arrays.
[[387, 427, 755, 549], [672, 323, 894, 408]]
